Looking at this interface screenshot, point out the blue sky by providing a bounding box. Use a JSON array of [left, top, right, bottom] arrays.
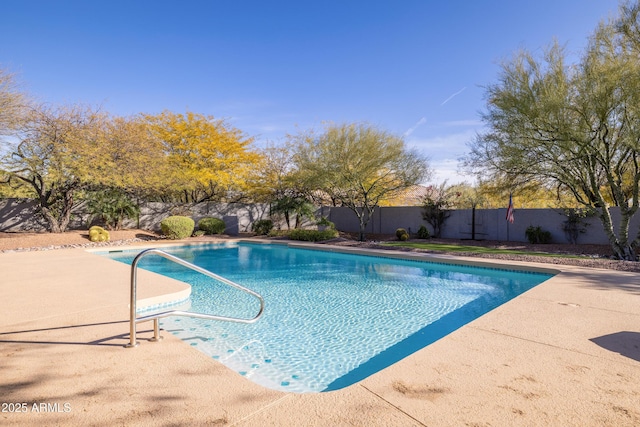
[[1, 0, 620, 184]]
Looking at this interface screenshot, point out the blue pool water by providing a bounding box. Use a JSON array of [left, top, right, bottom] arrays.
[[101, 242, 553, 393]]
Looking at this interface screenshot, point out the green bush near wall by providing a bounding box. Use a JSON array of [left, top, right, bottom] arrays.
[[252, 219, 274, 235], [417, 225, 430, 239], [197, 217, 226, 235], [160, 216, 195, 240], [287, 228, 338, 242], [525, 226, 552, 244]]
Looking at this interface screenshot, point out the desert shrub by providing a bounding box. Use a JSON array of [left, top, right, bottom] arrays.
[[88, 225, 110, 242], [160, 216, 195, 240], [525, 226, 552, 244], [252, 219, 274, 235], [417, 225, 430, 239], [395, 228, 409, 241], [85, 189, 139, 230], [287, 228, 338, 242], [197, 217, 226, 235], [560, 208, 593, 244], [267, 229, 288, 238], [316, 216, 335, 229], [421, 182, 457, 238]]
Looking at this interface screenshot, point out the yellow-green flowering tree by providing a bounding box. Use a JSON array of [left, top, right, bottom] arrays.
[[144, 111, 260, 202], [93, 115, 169, 199]]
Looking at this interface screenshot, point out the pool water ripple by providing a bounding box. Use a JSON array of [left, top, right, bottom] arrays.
[[101, 242, 553, 393]]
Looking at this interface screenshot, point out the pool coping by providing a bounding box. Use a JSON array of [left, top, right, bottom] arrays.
[[1, 239, 639, 426]]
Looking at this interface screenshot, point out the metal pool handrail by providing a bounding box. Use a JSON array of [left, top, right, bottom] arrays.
[[126, 248, 265, 348]]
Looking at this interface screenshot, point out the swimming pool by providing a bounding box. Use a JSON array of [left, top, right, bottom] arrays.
[[101, 242, 554, 393]]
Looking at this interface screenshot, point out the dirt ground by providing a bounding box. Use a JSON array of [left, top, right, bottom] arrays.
[[1, 229, 639, 272], [0, 229, 163, 251]]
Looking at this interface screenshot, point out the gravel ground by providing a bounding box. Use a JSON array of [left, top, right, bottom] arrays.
[[1, 229, 639, 272], [0, 229, 165, 252]]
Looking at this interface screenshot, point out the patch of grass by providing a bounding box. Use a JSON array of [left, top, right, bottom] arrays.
[[382, 241, 584, 258]]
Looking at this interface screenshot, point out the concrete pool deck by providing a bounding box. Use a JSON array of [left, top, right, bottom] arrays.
[[1, 241, 639, 426]]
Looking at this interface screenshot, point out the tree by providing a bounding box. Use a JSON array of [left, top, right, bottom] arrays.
[[464, 18, 640, 260], [144, 111, 259, 203], [448, 182, 490, 241], [294, 122, 431, 241], [244, 141, 317, 228], [444, 182, 485, 209], [95, 115, 169, 199], [73, 114, 170, 230], [471, 178, 579, 209], [244, 141, 304, 205], [0, 89, 169, 230], [270, 195, 315, 229], [0, 68, 30, 198], [85, 188, 140, 230], [244, 141, 296, 203], [421, 182, 458, 238], [0, 104, 105, 232], [618, 1, 640, 51], [0, 67, 28, 136]]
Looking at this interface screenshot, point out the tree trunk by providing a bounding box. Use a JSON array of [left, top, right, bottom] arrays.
[[284, 211, 291, 230], [358, 215, 366, 241], [39, 205, 62, 233], [57, 189, 74, 232], [471, 206, 476, 240], [598, 206, 638, 261], [356, 206, 375, 242], [345, 206, 368, 241], [34, 182, 77, 233]]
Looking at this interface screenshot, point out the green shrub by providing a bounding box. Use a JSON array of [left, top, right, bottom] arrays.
[[561, 208, 593, 244], [417, 225, 430, 239], [539, 230, 552, 244], [316, 216, 335, 229], [88, 225, 110, 242], [160, 216, 195, 240], [85, 189, 140, 230], [525, 226, 552, 244], [193, 230, 205, 237], [287, 228, 338, 242], [395, 228, 409, 241], [252, 219, 274, 235], [267, 229, 288, 238], [197, 217, 226, 235]]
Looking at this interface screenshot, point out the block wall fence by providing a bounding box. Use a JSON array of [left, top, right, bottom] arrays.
[[0, 199, 269, 236], [1, 198, 638, 245], [324, 206, 639, 244]]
